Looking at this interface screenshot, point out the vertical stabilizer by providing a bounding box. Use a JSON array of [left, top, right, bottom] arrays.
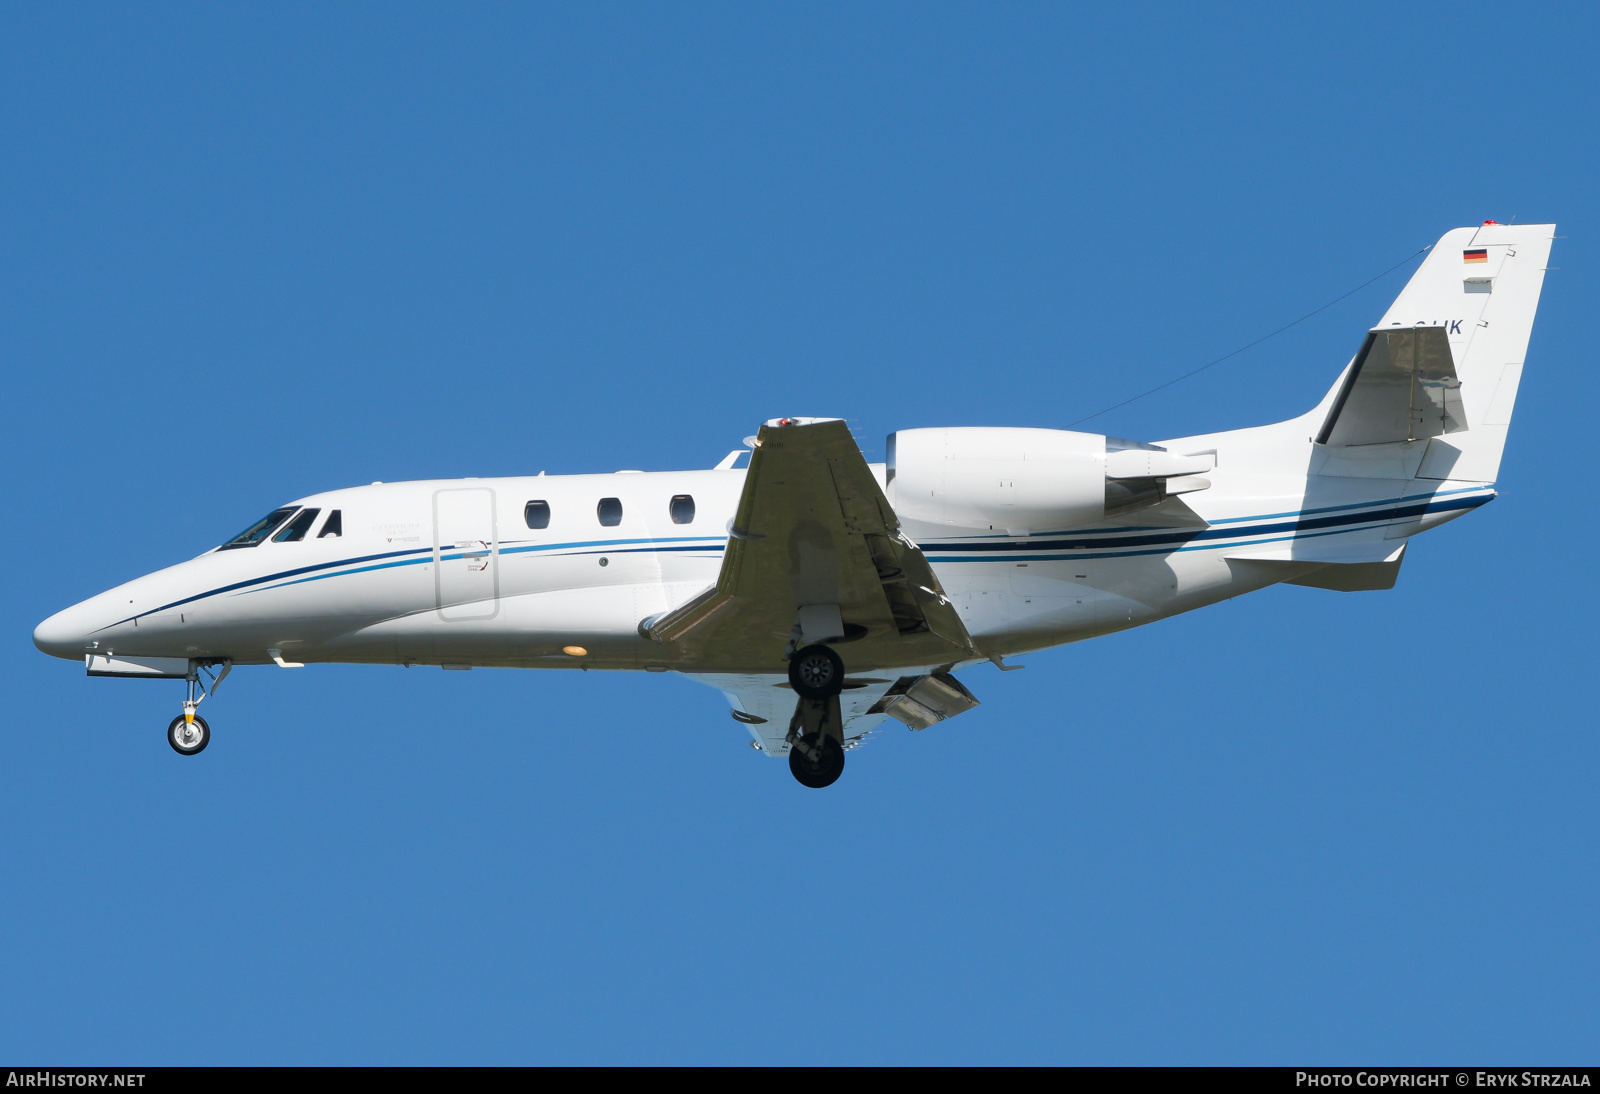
[[1316, 223, 1553, 483]]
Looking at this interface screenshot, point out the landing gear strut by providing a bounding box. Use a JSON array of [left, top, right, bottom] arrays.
[[168, 661, 229, 756], [786, 644, 846, 788]]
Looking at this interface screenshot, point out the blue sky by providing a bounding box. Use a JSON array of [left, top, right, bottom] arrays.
[[3, 3, 1596, 1064]]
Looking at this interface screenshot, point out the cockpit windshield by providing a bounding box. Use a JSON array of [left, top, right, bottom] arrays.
[[219, 506, 299, 550], [273, 508, 321, 542]]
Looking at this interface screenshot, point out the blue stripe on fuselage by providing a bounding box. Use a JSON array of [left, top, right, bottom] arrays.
[[918, 489, 1492, 559], [101, 489, 1492, 628]]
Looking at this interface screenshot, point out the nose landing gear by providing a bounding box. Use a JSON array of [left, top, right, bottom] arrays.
[[168, 661, 229, 757]]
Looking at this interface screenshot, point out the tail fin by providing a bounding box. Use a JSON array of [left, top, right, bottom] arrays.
[[1316, 223, 1554, 482]]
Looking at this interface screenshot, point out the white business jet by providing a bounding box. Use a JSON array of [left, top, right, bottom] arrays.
[[34, 223, 1552, 787]]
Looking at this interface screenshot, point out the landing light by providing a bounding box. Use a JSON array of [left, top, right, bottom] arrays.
[[563, 645, 588, 657]]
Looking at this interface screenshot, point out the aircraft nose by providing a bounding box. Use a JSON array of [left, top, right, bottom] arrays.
[[33, 604, 92, 660]]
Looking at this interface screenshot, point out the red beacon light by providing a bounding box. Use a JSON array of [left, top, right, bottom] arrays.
[[1483, 220, 1499, 225]]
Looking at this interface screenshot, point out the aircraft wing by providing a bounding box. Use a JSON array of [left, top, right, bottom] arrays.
[[641, 417, 977, 674], [702, 672, 896, 757]]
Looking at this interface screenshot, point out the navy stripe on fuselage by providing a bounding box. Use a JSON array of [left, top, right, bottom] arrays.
[[919, 489, 1492, 557], [953, 486, 1490, 542], [100, 489, 1492, 629], [100, 536, 728, 628], [98, 544, 438, 631]]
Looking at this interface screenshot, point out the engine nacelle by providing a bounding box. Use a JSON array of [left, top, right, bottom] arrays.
[[885, 427, 1213, 534]]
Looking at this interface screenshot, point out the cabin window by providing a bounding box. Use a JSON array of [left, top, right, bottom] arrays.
[[219, 506, 299, 550], [670, 495, 695, 524], [273, 508, 322, 542], [524, 500, 551, 529], [318, 510, 342, 538], [597, 497, 623, 527]]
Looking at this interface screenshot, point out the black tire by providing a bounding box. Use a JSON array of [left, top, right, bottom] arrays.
[[788, 644, 845, 699], [788, 733, 845, 789], [167, 714, 210, 756]]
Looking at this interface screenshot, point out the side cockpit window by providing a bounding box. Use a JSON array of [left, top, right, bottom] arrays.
[[219, 506, 299, 550], [273, 508, 322, 542], [317, 510, 342, 538], [525, 501, 551, 529]]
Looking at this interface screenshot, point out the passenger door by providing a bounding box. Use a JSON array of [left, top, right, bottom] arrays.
[[434, 488, 499, 620]]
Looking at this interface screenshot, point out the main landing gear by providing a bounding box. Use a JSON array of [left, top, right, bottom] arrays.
[[168, 661, 230, 756], [786, 644, 847, 789], [788, 644, 844, 700]]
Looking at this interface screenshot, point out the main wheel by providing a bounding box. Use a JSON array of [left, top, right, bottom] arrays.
[[788, 732, 845, 788], [788, 644, 845, 699], [167, 714, 210, 756]]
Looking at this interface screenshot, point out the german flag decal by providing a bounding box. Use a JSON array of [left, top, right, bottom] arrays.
[[1464, 249, 1489, 263]]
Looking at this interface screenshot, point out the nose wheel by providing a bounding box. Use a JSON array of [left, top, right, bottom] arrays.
[[168, 710, 210, 755], [167, 661, 229, 757]]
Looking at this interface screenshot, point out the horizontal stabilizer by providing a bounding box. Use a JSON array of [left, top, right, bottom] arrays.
[[1223, 536, 1406, 566], [1318, 327, 1463, 447], [1285, 554, 1404, 592], [1228, 546, 1406, 592]]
